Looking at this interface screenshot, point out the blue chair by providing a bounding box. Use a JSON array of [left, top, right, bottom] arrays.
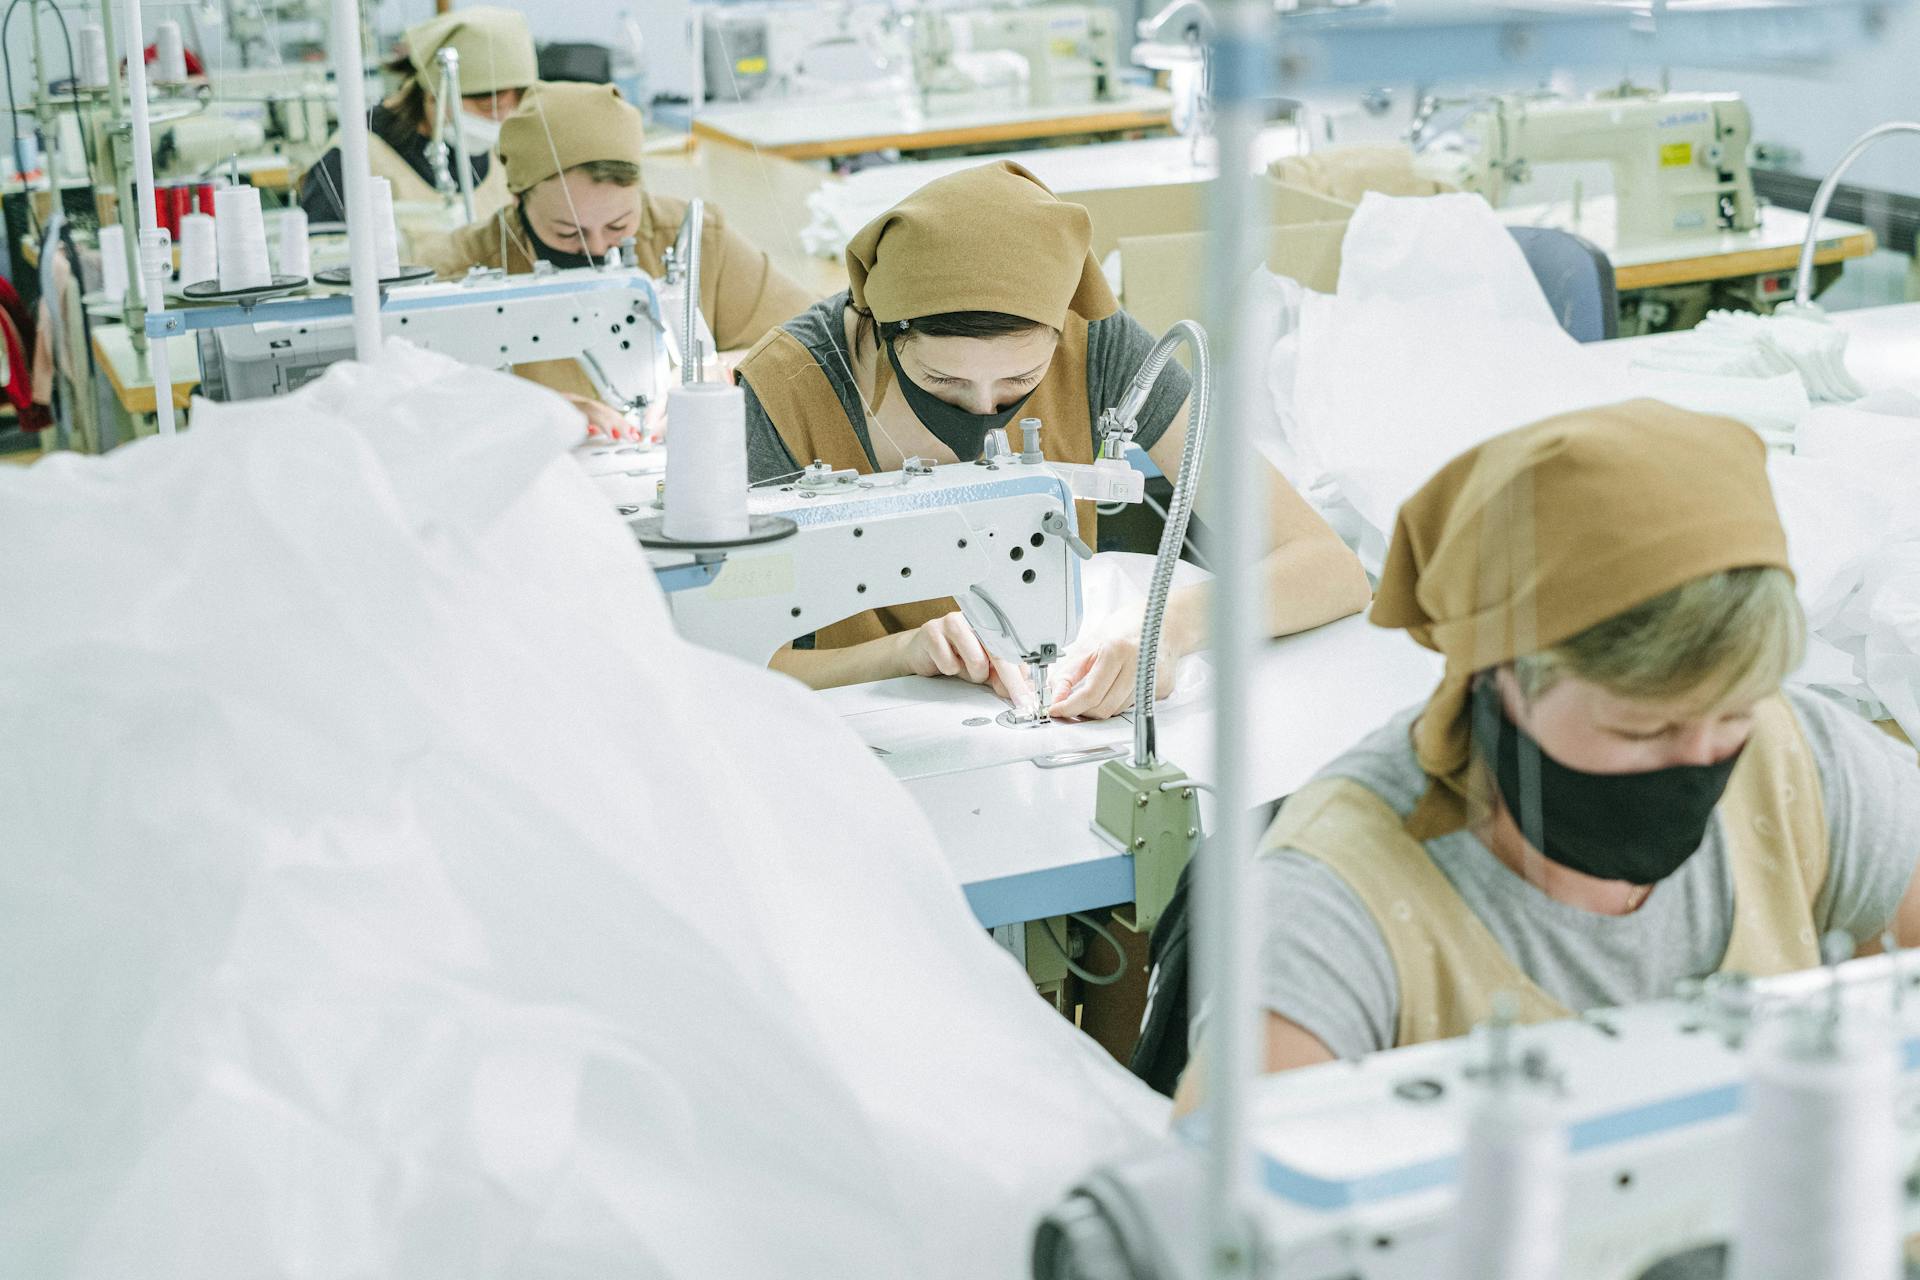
[[1508, 225, 1619, 342]]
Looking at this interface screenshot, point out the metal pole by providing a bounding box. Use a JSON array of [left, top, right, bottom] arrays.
[[329, 0, 381, 360], [1792, 121, 1920, 311], [98, 0, 145, 361], [1195, 0, 1267, 1276], [439, 46, 476, 223], [121, 0, 175, 435]]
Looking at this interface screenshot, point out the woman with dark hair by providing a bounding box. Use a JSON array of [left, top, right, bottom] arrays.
[[297, 6, 535, 225], [734, 161, 1370, 719]]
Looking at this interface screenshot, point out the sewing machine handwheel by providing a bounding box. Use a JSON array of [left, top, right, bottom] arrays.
[[629, 513, 799, 550]]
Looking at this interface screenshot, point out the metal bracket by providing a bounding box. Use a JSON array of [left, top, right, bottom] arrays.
[[1094, 755, 1202, 934]]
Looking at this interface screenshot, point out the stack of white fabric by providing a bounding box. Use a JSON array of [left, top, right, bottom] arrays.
[[1633, 307, 1867, 407], [0, 343, 1164, 1278], [1263, 193, 1920, 738]]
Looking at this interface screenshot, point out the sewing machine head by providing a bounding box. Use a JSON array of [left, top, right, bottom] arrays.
[[1037, 953, 1920, 1280], [910, 3, 1118, 111], [652, 449, 1092, 707], [1444, 90, 1758, 249]]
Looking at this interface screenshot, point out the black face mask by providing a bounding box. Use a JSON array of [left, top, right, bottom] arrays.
[[884, 336, 1036, 462], [1470, 679, 1744, 886], [520, 204, 599, 270]]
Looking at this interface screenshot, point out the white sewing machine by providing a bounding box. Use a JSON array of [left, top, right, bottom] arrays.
[[1035, 953, 1920, 1280], [909, 3, 1120, 111], [651, 441, 1144, 703], [1439, 90, 1760, 250], [694, 1, 911, 104], [193, 266, 701, 420]]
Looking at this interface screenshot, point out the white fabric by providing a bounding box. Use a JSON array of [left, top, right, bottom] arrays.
[[1264, 192, 1920, 739], [0, 342, 1165, 1278]]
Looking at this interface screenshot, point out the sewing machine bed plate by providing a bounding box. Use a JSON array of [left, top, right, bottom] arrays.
[[824, 615, 1442, 927]]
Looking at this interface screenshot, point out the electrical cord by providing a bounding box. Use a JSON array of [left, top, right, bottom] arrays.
[[1035, 912, 1128, 986]]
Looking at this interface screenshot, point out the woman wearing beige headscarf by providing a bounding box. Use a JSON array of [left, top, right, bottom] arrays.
[[1173, 401, 1920, 1111], [299, 6, 535, 225], [421, 82, 817, 436], [733, 160, 1370, 719]]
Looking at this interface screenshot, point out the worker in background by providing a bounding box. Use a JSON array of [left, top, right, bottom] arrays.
[[422, 82, 819, 435], [1173, 402, 1920, 1112], [735, 161, 1370, 721], [298, 6, 534, 225]]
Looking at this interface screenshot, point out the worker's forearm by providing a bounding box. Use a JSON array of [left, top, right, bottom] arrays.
[[1163, 540, 1372, 655], [768, 631, 911, 690]]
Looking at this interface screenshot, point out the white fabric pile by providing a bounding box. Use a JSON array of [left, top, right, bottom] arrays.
[[0, 343, 1164, 1279], [1263, 193, 1920, 737], [1632, 307, 1867, 405]]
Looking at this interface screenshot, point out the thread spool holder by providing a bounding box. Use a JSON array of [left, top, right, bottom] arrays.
[[179, 275, 308, 309]]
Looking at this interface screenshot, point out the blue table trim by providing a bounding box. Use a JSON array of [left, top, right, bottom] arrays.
[[963, 853, 1135, 929]]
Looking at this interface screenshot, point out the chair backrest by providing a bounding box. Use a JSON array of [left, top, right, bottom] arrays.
[[537, 42, 613, 85], [1507, 225, 1618, 342]]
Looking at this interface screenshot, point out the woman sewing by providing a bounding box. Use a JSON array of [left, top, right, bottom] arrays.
[[299, 6, 534, 226], [1173, 402, 1920, 1111], [734, 161, 1370, 721], [424, 82, 819, 436]]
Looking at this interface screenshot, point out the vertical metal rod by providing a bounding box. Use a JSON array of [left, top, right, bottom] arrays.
[[329, 0, 380, 360], [1195, 1, 1268, 1276], [98, 0, 145, 357], [439, 46, 476, 222], [121, 0, 175, 436]]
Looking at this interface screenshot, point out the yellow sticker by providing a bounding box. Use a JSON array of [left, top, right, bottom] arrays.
[[1660, 142, 1693, 168], [735, 55, 769, 75]]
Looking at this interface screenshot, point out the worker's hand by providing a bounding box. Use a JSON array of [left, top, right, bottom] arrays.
[[903, 612, 1026, 699], [565, 393, 642, 443], [1049, 611, 1181, 722]]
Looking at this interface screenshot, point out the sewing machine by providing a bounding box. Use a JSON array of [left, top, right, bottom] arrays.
[[192, 267, 695, 420], [1034, 953, 1920, 1280], [654, 439, 1144, 709], [1444, 90, 1759, 249], [694, 1, 909, 104], [910, 3, 1120, 111]]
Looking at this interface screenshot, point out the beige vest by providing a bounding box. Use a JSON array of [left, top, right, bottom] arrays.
[[734, 310, 1100, 650], [1259, 693, 1829, 1048]]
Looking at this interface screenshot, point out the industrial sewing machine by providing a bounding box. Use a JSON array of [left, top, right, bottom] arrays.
[[652, 426, 1146, 712], [192, 266, 699, 424], [1035, 952, 1920, 1279], [695, 1, 1119, 110], [909, 3, 1120, 111], [1434, 90, 1759, 250]]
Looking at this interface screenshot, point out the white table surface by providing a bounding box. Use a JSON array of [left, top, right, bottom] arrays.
[[1498, 195, 1870, 275], [692, 83, 1174, 153], [829, 301, 1920, 928]]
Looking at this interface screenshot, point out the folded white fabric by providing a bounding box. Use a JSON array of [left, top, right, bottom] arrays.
[[1634, 308, 1867, 405]]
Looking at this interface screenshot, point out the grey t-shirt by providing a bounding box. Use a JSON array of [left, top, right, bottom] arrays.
[[1255, 687, 1920, 1059], [736, 291, 1191, 482]]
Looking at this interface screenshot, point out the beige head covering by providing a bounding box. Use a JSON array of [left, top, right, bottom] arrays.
[[498, 82, 646, 195], [1371, 400, 1793, 838], [846, 161, 1118, 328], [405, 6, 537, 97]]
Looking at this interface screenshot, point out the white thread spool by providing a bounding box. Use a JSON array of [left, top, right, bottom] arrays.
[[1730, 1017, 1901, 1280], [98, 223, 129, 301], [662, 383, 749, 542], [366, 176, 400, 278], [153, 21, 188, 84], [212, 184, 271, 290], [78, 23, 109, 89], [176, 212, 216, 287], [1445, 1077, 1566, 1280], [276, 207, 311, 278]]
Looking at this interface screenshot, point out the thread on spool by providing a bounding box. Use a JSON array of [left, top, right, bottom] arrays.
[[177, 213, 216, 287], [276, 208, 311, 278], [367, 176, 400, 279], [662, 383, 749, 542], [1445, 1082, 1566, 1280], [153, 21, 187, 84], [79, 23, 109, 87], [98, 223, 133, 301], [1730, 1018, 1901, 1280], [213, 185, 271, 290]]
